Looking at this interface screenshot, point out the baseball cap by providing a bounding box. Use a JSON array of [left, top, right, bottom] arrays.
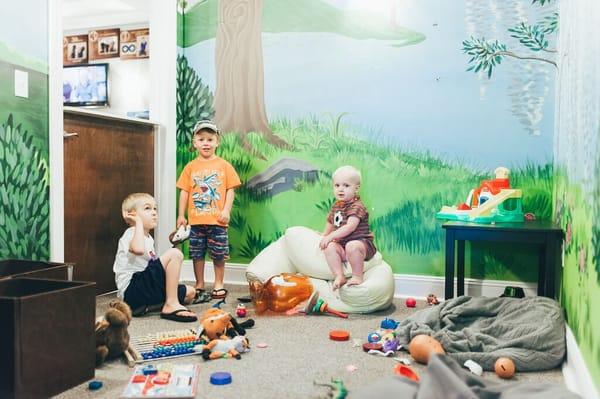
[[193, 119, 220, 135]]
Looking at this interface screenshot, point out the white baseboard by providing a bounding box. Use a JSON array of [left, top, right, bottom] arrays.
[[180, 261, 537, 300], [563, 324, 600, 399]]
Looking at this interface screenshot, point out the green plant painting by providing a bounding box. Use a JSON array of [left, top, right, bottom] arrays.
[[0, 115, 49, 260]]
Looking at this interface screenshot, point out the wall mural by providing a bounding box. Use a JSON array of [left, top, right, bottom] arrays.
[[0, 1, 50, 260], [554, 0, 600, 390], [176, 0, 556, 280]]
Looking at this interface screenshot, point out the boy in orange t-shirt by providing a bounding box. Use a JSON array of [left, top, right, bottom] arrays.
[[176, 120, 241, 302]]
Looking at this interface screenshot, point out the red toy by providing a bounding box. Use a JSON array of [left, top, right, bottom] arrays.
[[235, 303, 247, 318], [460, 166, 510, 209], [405, 297, 416, 308]]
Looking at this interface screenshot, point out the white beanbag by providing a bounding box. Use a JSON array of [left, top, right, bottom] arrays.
[[246, 236, 296, 282], [283, 226, 382, 279], [245, 226, 395, 314]]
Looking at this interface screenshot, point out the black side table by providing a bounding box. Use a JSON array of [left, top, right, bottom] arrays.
[[442, 221, 564, 299]]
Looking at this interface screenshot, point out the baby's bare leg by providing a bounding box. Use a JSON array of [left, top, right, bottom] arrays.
[[345, 240, 366, 286], [323, 242, 346, 289]]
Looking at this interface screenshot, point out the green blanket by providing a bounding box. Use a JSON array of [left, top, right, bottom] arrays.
[[395, 296, 565, 371]]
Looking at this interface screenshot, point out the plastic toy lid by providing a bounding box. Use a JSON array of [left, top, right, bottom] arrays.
[[210, 372, 232, 385], [362, 342, 383, 352], [329, 330, 350, 341]]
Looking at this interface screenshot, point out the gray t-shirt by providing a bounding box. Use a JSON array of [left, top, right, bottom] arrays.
[[113, 227, 156, 299]]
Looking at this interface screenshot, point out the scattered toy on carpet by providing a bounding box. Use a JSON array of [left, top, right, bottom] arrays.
[[314, 378, 348, 399], [408, 334, 445, 364], [495, 357, 516, 379], [95, 299, 132, 366]]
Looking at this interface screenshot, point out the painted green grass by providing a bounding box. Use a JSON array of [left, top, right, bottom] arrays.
[[0, 61, 49, 156], [179, 115, 554, 280], [178, 0, 425, 48], [554, 170, 600, 389]]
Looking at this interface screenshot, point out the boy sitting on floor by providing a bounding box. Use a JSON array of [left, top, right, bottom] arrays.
[[113, 193, 198, 322]]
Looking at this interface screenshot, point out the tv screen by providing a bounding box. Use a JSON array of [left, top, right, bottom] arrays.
[[63, 63, 108, 106]]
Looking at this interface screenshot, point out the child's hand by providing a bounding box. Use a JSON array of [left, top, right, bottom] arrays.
[[176, 216, 187, 227], [217, 210, 230, 224], [319, 235, 333, 250], [123, 210, 142, 225]]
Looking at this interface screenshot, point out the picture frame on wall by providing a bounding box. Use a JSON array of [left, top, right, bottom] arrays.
[[120, 28, 150, 60], [89, 28, 120, 60], [63, 35, 88, 65]]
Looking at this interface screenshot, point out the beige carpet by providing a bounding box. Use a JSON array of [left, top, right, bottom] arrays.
[[54, 284, 565, 399]]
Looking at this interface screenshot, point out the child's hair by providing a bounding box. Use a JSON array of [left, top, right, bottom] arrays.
[[122, 193, 155, 215], [332, 165, 361, 185], [192, 120, 220, 137]]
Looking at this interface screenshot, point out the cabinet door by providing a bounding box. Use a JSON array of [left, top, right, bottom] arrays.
[[64, 114, 154, 294]]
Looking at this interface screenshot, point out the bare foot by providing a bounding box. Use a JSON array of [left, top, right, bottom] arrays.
[[332, 275, 347, 290], [346, 275, 363, 287]]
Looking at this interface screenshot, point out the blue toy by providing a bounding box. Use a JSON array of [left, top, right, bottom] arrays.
[[380, 318, 399, 330]]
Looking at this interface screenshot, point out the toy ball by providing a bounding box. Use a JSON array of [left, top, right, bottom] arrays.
[[380, 318, 399, 330], [236, 303, 247, 317], [408, 334, 445, 364], [405, 297, 417, 308], [494, 357, 516, 379], [367, 332, 381, 343]]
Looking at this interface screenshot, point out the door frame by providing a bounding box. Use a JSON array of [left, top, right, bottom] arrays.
[[48, 0, 177, 261]]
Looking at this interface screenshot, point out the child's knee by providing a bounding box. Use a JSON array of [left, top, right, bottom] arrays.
[[345, 241, 365, 256], [167, 247, 184, 262]]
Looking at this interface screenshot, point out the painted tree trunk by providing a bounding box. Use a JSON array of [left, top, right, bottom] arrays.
[[214, 0, 272, 137]]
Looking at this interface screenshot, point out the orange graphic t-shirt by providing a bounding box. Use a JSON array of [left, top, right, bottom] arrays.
[[176, 156, 241, 226]]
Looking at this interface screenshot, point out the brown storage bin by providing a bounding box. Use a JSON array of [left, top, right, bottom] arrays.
[[0, 259, 73, 281], [0, 278, 96, 398]]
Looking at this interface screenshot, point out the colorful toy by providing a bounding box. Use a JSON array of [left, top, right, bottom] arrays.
[[380, 318, 400, 330], [210, 371, 232, 385], [362, 342, 383, 352], [329, 330, 351, 341], [405, 297, 416, 308], [314, 378, 348, 399], [393, 364, 420, 382], [380, 332, 400, 353], [301, 291, 349, 318], [125, 329, 207, 365], [197, 308, 254, 342], [95, 299, 132, 366], [198, 335, 250, 360], [236, 303, 248, 318], [248, 273, 314, 313], [367, 332, 382, 343], [427, 294, 440, 305], [495, 357, 516, 379], [121, 363, 200, 398], [212, 298, 226, 309], [436, 167, 524, 223], [408, 334, 445, 364]]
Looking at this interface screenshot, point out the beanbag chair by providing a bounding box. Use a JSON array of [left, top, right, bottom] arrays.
[[245, 226, 394, 314]]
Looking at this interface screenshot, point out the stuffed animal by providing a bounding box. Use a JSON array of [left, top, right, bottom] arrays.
[[200, 335, 250, 360], [95, 299, 132, 366], [197, 308, 254, 341]]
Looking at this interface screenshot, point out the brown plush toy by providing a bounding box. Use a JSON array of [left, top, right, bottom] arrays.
[[95, 299, 132, 366], [197, 308, 254, 360]]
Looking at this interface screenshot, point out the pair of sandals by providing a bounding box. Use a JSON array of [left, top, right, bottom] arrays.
[[192, 288, 228, 304]]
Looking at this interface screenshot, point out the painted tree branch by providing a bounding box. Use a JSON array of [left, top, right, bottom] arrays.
[[496, 51, 557, 67]]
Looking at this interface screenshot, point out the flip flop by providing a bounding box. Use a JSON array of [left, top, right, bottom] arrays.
[[160, 308, 198, 323], [211, 288, 228, 299], [192, 289, 211, 304], [131, 303, 163, 317]]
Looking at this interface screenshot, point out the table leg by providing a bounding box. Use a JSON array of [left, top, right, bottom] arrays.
[[457, 240, 465, 297], [538, 243, 546, 297], [545, 236, 559, 299], [445, 231, 455, 299]]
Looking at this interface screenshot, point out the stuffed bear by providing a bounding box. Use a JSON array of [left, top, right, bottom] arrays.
[[95, 299, 132, 366]]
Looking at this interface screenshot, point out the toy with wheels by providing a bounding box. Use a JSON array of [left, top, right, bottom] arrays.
[[436, 166, 524, 223]]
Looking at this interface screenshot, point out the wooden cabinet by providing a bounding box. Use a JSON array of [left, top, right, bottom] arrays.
[[64, 109, 155, 294]]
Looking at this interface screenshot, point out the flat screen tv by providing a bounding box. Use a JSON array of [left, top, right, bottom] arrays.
[[63, 63, 108, 106]]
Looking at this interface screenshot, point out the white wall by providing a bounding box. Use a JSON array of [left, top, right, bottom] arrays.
[[64, 23, 150, 117]]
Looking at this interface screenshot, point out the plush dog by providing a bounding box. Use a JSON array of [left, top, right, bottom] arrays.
[[197, 308, 254, 341], [197, 309, 254, 360], [95, 299, 132, 366]]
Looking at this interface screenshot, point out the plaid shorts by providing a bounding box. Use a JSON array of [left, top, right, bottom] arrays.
[[189, 225, 229, 261]]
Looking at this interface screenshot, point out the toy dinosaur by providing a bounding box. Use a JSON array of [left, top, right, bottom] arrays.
[[314, 378, 348, 399]]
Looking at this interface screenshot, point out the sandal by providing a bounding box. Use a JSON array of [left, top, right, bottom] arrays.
[[192, 289, 212, 304], [160, 308, 197, 323], [211, 288, 228, 299]]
